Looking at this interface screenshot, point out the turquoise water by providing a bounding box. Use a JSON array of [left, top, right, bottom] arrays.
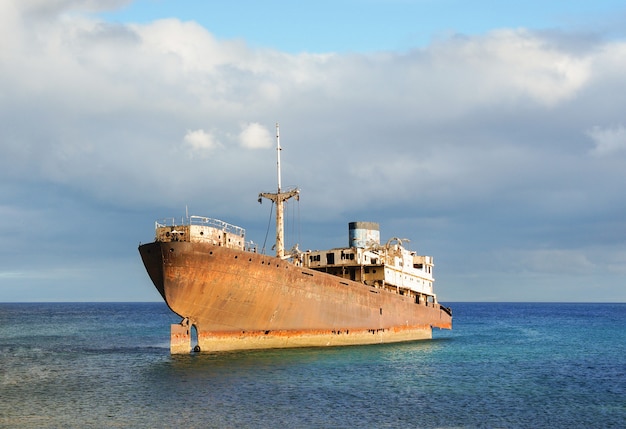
[[1, 302, 624, 428]]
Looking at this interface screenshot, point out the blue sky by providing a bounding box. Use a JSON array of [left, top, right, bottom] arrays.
[[101, 0, 626, 52], [2, 0, 626, 302]]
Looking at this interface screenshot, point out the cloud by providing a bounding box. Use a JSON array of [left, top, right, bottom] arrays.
[[183, 129, 222, 154], [239, 122, 273, 149], [587, 125, 626, 156], [6, 0, 131, 17], [496, 248, 596, 275], [424, 29, 592, 108]]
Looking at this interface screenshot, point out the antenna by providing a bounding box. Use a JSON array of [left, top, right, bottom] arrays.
[[276, 122, 282, 193]]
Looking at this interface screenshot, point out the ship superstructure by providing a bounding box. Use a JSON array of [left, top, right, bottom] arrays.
[[303, 222, 437, 305]]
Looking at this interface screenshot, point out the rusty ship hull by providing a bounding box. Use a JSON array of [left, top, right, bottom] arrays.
[[139, 240, 452, 353]]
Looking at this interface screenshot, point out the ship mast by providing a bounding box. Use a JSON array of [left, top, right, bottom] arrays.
[[259, 123, 299, 258]]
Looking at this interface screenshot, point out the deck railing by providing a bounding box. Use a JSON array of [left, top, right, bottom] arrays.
[[440, 305, 453, 316], [156, 215, 245, 237]]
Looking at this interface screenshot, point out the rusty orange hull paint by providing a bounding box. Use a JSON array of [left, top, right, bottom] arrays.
[[139, 241, 452, 352]]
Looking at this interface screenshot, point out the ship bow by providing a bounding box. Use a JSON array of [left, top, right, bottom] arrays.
[[138, 242, 166, 300]]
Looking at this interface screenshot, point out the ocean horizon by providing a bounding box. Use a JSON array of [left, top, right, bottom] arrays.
[[1, 301, 624, 428]]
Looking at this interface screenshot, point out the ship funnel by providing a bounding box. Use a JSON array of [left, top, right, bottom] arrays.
[[349, 221, 380, 248]]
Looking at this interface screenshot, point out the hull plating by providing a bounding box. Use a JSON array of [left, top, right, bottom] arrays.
[[139, 241, 452, 352]]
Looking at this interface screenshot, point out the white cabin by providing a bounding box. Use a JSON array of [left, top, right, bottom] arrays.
[[302, 222, 438, 304]]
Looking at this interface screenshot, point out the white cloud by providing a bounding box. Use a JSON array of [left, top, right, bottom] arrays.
[[587, 125, 626, 156], [183, 129, 221, 153], [420, 29, 592, 110], [4, 0, 130, 17], [239, 122, 273, 149]]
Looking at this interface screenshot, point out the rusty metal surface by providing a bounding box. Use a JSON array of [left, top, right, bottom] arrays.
[[139, 241, 452, 352], [194, 326, 435, 352]]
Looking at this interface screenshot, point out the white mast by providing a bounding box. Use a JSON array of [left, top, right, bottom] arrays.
[[259, 123, 299, 258], [276, 123, 282, 192]]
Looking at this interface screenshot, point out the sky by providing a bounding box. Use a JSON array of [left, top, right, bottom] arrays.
[[2, 0, 626, 303]]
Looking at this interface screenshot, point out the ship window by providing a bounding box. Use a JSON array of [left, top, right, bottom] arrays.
[[365, 268, 369, 273], [326, 253, 335, 265]]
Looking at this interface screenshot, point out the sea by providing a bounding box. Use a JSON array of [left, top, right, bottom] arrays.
[[0, 302, 624, 428]]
